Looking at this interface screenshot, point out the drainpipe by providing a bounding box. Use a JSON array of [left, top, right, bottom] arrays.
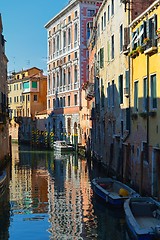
[[122, 0, 131, 182], [146, 55, 150, 166]]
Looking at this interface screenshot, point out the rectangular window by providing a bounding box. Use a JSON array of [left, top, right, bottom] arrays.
[[100, 48, 104, 68], [53, 99, 56, 108], [119, 75, 123, 104], [143, 77, 147, 111], [107, 41, 110, 62], [74, 66, 78, 83], [68, 69, 71, 85], [120, 24, 123, 52], [111, 0, 114, 15], [23, 82, 29, 89], [34, 95, 38, 101], [134, 81, 138, 112], [32, 81, 37, 88], [111, 35, 114, 59], [104, 12, 106, 28], [108, 5, 110, 21], [112, 80, 114, 107], [68, 96, 70, 106], [87, 9, 95, 17], [151, 74, 157, 109], [74, 94, 77, 105], [101, 16, 103, 31], [63, 97, 65, 107], [48, 99, 50, 109], [101, 84, 104, 108]]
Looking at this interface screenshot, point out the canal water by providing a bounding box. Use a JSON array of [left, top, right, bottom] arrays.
[[0, 143, 131, 240]]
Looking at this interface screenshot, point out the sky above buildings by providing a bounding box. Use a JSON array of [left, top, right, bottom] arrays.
[[0, 0, 68, 74]]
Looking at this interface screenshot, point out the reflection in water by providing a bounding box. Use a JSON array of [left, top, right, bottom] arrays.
[[0, 143, 131, 240]]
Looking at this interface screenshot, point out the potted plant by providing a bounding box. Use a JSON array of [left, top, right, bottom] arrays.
[[156, 28, 160, 38], [128, 49, 139, 58], [136, 45, 144, 54], [143, 37, 150, 44]]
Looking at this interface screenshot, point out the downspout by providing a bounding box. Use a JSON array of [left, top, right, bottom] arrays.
[[122, 0, 131, 181]]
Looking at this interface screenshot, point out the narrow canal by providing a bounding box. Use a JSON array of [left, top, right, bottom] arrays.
[[0, 143, 131, 240]]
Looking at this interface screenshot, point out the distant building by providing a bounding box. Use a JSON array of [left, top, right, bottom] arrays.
[[0, 14, 9, 163], [8, 67, 47, 142], [45, 0, 102, 144]]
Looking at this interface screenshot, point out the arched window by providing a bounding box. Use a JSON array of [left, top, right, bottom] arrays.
[[68, 68, 71, 85], [74, 65, 77, 83], [74, 23, 78, 42], [68, 28, 71, 45], [57, 35, 60, 51], [53, 38, 55, 53], [63, 69, 66, 86], [63, 31, 66, 48]]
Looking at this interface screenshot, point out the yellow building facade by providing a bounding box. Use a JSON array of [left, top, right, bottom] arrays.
[[130, 0, 160, 197]]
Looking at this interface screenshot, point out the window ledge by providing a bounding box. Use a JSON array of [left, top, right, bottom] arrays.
[[144, 46, 157, 56]]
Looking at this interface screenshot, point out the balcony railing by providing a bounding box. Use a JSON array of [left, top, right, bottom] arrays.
[[144, 38, 157, 56]]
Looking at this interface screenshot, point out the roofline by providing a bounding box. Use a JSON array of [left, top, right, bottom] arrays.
[[130, 0, 160, 27], [44, 0, 101, 29], [14, 67, 42, 74], [44, 0, 79, 29]]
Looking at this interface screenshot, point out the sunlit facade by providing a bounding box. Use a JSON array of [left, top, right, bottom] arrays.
[[129, 0, 160, 196], [8, 67, 47, 142], [45, 0, 102, 145]]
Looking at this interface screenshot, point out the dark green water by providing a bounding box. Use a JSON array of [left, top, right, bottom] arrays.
[[0, 143, 131, 240]]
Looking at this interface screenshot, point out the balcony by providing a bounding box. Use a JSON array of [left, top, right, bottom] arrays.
[[144, 39, 157, 56], [85, 83, 94, 101]]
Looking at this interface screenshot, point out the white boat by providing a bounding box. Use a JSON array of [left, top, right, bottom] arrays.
[[54, 141, 74, 152]]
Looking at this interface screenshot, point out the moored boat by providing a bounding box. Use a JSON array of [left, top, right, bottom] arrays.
[[54, 140, 74, 152], [92, 177, 139, 206], [124, 197, 160, 240]]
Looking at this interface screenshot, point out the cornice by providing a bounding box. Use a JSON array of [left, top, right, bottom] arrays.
[[130, 0, 160, 28], [45, 0, 100, 28]]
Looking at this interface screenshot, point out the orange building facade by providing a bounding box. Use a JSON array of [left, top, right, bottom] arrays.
[[8, 67, 47, 142]]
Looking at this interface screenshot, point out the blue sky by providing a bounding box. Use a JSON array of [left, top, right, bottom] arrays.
[[0, 0, 68, 74]]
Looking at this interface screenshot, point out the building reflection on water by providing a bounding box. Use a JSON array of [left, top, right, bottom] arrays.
[[0, 143, 130, 240], [48, 153, 95, 239]]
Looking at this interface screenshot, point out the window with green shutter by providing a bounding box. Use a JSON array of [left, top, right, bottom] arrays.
[[100, 48, 104, 68], [23, 82, 29, 89], [151, 74, 157, 109], [32, 81, 37, 88], [119, 75, 123, 104]]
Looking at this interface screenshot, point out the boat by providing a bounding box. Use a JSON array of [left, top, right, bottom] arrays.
[[92, 177, 139, 206], [54, 140, 74, 152], [124, 197, 160, 240]]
